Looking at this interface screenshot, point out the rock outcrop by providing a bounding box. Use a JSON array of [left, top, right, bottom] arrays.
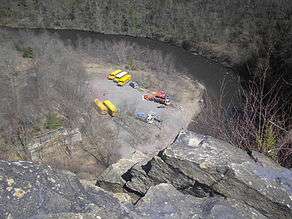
[[0, 160, 135, 219], [98, 131, 292, 218], [1, 131, 291, 218], [96, 150, 148, 194], [135, 183, 265, 219], [1, 0, 291, 67], [0, 159, 265, 219]]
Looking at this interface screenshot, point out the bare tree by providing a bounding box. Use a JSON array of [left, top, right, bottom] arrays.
[[30, 33, 121, 168], [193, 57, 290, 164], [0, 42, 33, 159]]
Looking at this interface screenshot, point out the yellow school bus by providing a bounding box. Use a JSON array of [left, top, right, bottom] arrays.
[[95, 99, 108, 115], [117, 74, 132, 86], [108, 69, 123, 80], [103, 100, 118, 117], [113, 71, 129, 82]]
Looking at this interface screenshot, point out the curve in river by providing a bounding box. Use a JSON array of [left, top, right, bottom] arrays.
[[2, 26, 240, 104]]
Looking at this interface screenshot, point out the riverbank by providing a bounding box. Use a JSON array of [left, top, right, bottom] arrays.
[[1, 26, 239, 103]]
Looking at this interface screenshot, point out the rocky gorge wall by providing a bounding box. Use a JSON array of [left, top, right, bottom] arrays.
[[1, 0, 291, 67]]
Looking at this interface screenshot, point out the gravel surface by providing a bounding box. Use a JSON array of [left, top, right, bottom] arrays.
[[88, 64, 203, 157]]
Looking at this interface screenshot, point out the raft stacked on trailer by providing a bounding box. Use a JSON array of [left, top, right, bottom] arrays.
[[113, 71, 129, 82], [144, 90, 171, 105]]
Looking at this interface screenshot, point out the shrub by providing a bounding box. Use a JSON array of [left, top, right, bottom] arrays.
[[15, 45, 34, 59], [258, 125, 278, 159], [278, 130, 292, 168], [0, 8, 14, 18], [192, 86, 287, 162], [125, 58, 138, 70], [45, 113, 63, 130], [22, 47, 34, 58]]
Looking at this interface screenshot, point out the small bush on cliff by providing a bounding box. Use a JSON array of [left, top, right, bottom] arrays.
[[125, 58, 138, 70], [22, 47, 34, 59], [15, 44, 34, 59], [257, 125, 278, 160], [45, 113, 63, 130]]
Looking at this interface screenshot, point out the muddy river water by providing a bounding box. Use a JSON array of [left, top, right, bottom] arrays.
[[2, 26, 240, 106]]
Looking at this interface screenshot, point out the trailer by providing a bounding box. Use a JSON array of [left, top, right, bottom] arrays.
[[136, 112, 155, 124], [144, 95, 170, 105], [144, 90, 170, 105]]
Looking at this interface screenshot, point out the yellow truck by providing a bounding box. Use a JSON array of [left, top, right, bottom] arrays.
[[103, 100, 118, 117], [108, 69, 123, 80], [95, 99, 108, 115], [113, 71, 129, 82], [117, 74, 132, 86]]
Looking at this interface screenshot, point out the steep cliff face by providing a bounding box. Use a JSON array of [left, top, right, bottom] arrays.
[[1, 0, 291, 67]]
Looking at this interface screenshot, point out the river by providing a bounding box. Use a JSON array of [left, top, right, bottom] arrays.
[[1, 26, 240, 107]]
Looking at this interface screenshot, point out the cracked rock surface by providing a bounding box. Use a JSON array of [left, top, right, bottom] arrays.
[[98, 131, 292, 218], [1, 131, 291, 218], [96, 150, 148, 193], [0, 160, 136, 219], [0, 159, 264, 219], [135, 183, 265, 219]]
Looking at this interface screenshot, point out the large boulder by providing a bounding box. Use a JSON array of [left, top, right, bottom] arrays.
[[100, 131, 292, 218], [135, 183, 265, 219], [0, 159, 266, 219], [0, 160, 136, 219], [96, 150, 148, 195]]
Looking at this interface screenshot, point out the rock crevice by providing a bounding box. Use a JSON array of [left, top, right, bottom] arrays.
[[1, 131, 291, 218], [97, 131, 292, 218]]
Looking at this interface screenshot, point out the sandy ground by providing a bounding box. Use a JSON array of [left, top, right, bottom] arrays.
[[85, 60, 204, 157]]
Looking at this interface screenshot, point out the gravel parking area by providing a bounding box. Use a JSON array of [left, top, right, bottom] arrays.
[[87, 63, 204, 156]]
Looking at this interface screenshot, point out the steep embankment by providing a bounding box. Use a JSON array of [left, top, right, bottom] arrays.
[[1, 0, 291, 67]]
